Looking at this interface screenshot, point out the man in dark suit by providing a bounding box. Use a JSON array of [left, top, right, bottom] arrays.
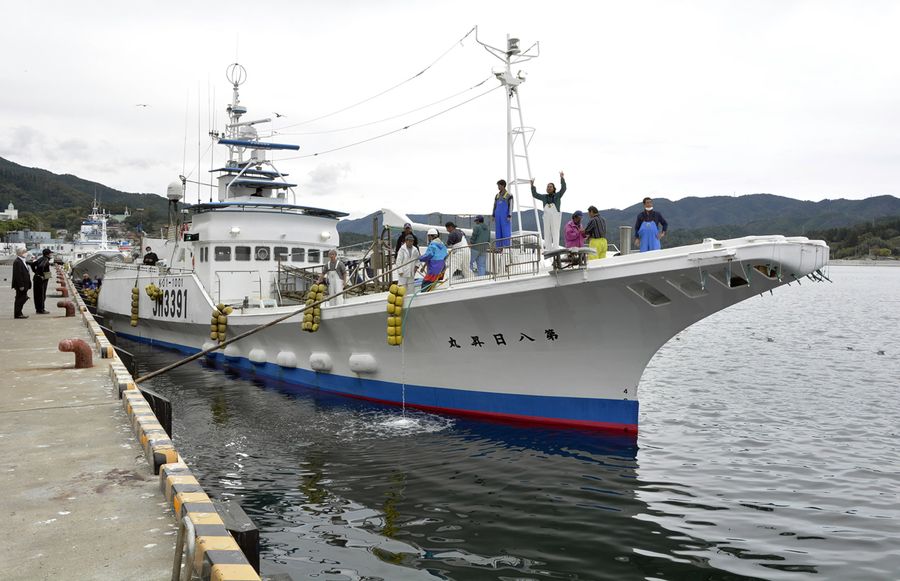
[[31, 248, 52, 314], [11, 247, 32, 319]]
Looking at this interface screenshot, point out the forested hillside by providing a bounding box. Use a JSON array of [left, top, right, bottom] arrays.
[[0, 157, 169, 235], [807, 217, 899, 259]]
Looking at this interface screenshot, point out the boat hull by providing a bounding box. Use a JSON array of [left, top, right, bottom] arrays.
[[98, 236, 829, 433]]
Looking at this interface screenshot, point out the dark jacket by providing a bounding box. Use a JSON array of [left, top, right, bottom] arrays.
[[395, 232, 419, 255], [12, 257, 32, 290], [143, 252, 159, 266], [31, 255, 51, 279], [634, 209, 668, 233], [585, 214, 607, 239], [531, 177, 567, 211]]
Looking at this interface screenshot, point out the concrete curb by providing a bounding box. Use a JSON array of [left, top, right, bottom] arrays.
[[65, 268, 262, 581]]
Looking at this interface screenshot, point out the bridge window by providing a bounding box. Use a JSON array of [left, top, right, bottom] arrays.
[[291, 248, 305, 262], [255, 246, 271, 261], [308, 249, 321, 263], [235, 246, 251, 261], [274, 246, 288, 262], [214, 246, 231, 261]]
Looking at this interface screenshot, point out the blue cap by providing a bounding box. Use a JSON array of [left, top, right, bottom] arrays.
[[572, 210, 583, 217], [474, 215, 484, 222]]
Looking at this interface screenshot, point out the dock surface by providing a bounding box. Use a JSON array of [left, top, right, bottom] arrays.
[[0, 265, 175, 580]]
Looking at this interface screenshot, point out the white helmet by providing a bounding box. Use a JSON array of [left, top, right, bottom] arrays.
[[427, 228, 439, 237]]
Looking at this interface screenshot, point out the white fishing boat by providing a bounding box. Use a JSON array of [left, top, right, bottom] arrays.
[[97, 42, 829, 433], [69, 200, 127, 278]]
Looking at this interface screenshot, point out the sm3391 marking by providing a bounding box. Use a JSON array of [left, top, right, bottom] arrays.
[[152, 288, 188, 319]]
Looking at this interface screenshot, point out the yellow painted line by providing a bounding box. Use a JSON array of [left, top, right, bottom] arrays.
[[211, 564, 261, 581]]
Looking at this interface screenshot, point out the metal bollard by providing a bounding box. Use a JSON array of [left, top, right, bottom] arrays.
[[57, 300, 76, 317], [55, 286, 69, 297], [619, 226, 633, 255], [58, 338, 93, 368]]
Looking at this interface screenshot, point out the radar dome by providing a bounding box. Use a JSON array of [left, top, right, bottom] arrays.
[[166, 181, 185, 201]]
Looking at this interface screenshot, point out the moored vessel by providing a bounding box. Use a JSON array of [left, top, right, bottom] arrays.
[[97, 44, 830, 433]]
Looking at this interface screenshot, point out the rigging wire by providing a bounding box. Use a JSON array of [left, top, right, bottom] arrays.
[[274, 25, 477, 131], [275, 84, 501, 160], [271, 75, 493, 137], [181, 141, 215, 181]]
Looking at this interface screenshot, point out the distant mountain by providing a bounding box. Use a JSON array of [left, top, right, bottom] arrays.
[[0, 156, 169, 233], [4, 156, 899, 247], [337, 194, 900, 246]]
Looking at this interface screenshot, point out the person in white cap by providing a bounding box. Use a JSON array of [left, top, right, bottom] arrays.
[[12, 247, 32, 319], [418, 228, 448, 291]]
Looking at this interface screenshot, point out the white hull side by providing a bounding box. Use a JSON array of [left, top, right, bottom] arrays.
[[98, 236, 829, 430]]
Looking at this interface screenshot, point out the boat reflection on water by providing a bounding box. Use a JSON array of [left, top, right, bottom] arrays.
[[128, 338, 776, 581]]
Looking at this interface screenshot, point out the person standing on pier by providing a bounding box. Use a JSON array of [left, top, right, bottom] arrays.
[[12, 247, 32, 319], [492, 179, 513, 250], [531, 171, 566, 250], [30, 248, 52, 314]]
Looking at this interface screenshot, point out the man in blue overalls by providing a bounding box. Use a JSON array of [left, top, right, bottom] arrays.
[[633, 196, 668, 252], [492, 179, 513, 249]]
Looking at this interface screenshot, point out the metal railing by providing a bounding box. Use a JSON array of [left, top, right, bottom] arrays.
[[441, 233, 543, 288]]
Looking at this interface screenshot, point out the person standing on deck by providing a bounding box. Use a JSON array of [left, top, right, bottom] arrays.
[[445, 222, 470, 277], [418, 228, 448, 292], [394, 223, 419, 256], [396, 235, 421, 290], [319, 250, 347, 306], [469, 215, 489, 276], [492, 179, 513, 250], [531, 171, 566, 250], [564, 210, 587, 249], [584, 206, 607, 260], [633, 197, 668, 252], [12, 247, 32, 319], [142, 246, 159, 266]]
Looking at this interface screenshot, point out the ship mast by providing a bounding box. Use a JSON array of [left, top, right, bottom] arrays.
[[476, 29, 541, 244]]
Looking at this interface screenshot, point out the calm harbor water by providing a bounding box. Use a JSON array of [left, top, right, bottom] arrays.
[[127, 265, 900, 581]]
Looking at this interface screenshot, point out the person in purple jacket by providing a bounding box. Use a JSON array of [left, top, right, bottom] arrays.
[[564, 210, 587, 249]]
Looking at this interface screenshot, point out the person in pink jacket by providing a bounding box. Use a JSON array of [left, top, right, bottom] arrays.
[[564, 210, 587, 248]]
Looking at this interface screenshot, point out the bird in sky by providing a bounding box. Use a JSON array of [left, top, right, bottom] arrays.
[[273, 112, 286, 118], [135, 103, 150, 108]]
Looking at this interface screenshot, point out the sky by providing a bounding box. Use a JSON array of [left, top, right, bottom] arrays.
[[3, 0, 900, 219]]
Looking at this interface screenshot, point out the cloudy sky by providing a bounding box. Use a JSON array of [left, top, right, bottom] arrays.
[[3, 1, 899, 218]]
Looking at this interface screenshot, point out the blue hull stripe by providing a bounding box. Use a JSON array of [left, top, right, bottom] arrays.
[[120, 332, 639, 430]]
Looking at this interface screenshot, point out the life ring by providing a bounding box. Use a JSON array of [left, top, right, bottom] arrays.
[[256, 247, 270, 260]]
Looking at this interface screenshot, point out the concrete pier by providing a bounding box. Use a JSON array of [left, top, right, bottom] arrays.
[[0, 265, 175, 580]]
